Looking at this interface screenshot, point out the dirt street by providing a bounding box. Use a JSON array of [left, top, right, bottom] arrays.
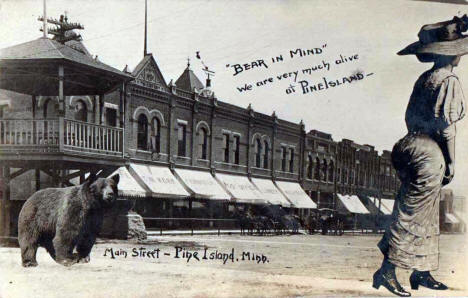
[[1, 233, 467, 297]]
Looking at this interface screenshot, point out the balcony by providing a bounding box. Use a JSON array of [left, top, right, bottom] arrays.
[[0, 118, 124, 165]]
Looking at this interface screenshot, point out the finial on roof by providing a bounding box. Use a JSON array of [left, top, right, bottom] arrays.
[[187, 57, 191, 69]]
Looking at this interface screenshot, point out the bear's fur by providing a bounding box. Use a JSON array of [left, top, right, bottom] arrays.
[[18, 173, 119, 267]]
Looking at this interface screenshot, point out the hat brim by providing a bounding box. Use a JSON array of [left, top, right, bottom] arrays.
[[398, 36, 468, 56]]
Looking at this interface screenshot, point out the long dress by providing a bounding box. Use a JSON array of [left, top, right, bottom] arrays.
[[378, 68, 465, 271]]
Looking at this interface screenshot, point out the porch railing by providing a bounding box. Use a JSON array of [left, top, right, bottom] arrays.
[[0, 118, 124, 157]]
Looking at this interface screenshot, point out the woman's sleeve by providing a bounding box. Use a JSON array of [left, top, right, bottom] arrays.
[[435, 76, 466, 126], [435, 76, 465, 140]]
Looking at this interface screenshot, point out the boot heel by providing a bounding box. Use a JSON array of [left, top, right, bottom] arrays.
[[372, 279, 381, 289], [372, 271, 382, 289], [410, 279, 419, 290]]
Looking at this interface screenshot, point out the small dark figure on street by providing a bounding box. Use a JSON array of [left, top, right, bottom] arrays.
[[374, 15, 467, 297]]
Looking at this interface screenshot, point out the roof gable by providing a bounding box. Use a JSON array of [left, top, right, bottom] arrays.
[[132, 54, 168, 92]]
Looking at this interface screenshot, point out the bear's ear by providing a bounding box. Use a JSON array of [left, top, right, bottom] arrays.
[[110, 173, 120, 185], [86, 172, 98, 184]]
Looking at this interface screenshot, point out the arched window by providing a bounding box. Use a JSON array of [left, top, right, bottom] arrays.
[[307, 155, 313, 179], [255, 138, 262, 168], [328, 160, 334, 182], [43, 99, 58, 141], [150, 117, 161, 153], [137, 114, 148, 150], [263, 140, 269, 169], [74, 100, 87, 122], [314, 157, 320, 180], [198, 127, 208, 160], [43, 98, 58, 119], [322, 159, 328, 181]]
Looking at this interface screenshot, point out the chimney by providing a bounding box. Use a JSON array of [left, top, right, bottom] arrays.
[[206, 78, 211, 88]]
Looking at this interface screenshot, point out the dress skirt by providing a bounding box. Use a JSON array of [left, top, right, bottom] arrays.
[[378, 132, 445, 271]]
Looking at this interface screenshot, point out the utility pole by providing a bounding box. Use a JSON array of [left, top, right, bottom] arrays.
[[39, 12, 84, 44], [42, 0, 48, 38]]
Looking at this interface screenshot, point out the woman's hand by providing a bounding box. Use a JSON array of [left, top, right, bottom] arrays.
[[442, 162, 455, 186]]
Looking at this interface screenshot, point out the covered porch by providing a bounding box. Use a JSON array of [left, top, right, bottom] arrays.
[[0, 37, 133, 239]]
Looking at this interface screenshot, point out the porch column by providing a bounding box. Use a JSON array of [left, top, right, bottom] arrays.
[[35, 169, 41, 191], [58, 65, 66, 116], [0, 166, 11, 237], [99, 94, 104, 125], [94, 95, 99, 124], [32, 95, 37, 141], [119, 83, 125, 128]]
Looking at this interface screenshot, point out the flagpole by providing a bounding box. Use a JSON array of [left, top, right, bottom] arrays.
[[144, 0, 147, 56]]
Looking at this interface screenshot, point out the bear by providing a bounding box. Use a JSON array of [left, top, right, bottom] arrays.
[[17, 173, 119, 267]]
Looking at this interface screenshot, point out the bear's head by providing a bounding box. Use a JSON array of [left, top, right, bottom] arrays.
[[85, 173, 120, 208]]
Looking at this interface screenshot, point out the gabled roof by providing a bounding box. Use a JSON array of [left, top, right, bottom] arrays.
[[175, 66, 204, 92], [131, 53, 167, 87], [0, 38, 131, 79]]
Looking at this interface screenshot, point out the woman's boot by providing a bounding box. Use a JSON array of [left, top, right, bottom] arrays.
[[409, 271, 448, 290], [373, 260, 411, 297]]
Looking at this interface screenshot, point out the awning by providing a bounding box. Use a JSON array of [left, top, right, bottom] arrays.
[[337, 194, 369, 214], [109, 167, 148, 197], [368, 197, 392, 215], [445, 213, 460, 224], [381, 199, 395, 215], [274, 181, 317, 209], [214, 173, 266, 204], [173, 168, 231, 200], [250, 178, 292, 207], [129, 163, 189, 198]]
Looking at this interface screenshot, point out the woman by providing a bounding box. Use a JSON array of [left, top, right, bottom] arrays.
[[373, 16, 467, 297]]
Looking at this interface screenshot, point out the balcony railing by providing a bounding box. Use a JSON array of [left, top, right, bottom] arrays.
[[0, 118, 124, 157]]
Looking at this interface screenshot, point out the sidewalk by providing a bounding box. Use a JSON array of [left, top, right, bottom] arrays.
[[145, 229, 383, 236]]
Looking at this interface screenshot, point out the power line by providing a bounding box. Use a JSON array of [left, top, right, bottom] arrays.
[[8, 3, 199, 59]]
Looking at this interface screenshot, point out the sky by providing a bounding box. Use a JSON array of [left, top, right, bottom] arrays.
[[1, 0, 468, 195]]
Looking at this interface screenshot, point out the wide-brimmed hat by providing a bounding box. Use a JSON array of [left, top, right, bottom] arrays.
[[398, 15, 468, 57]]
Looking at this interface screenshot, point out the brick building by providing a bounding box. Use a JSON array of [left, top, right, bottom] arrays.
[[0, 19, 402, 237]]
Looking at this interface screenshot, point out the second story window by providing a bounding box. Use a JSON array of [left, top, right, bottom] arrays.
[[0, 105, 6, 119], [150, 117, 161, 153], [223, 133, 230, 163], [137, 114, 148, 150], [328, 160, 334, 182], [198, 127, 208, 160], [263, 141, 269, 169], [281, 146, 287, 172], [322, 159, 327, 180], [314, 157, 320, 180], [255, 139, 262, 168], [307, 155, 313, 179], [289, 148, 294, 173], [106, 108, 117, 127], [233, 135, 240, 165], [74, 100, 87, 122], [177, 122, 187, 157]]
